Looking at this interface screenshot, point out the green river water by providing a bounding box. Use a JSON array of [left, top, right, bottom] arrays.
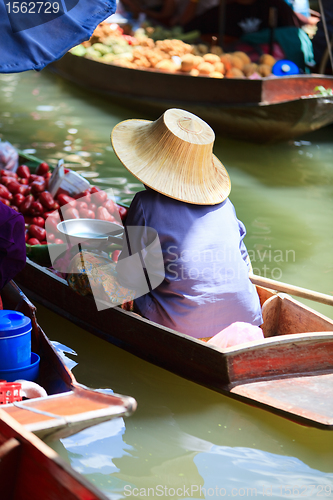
[[0, 69, 333, 499]]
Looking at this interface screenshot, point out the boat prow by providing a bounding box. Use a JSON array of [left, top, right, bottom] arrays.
[[0, 408, 110, 500], [0, 281, 136, 441]]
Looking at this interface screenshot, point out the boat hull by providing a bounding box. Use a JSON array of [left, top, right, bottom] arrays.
[[16, 258, 333, 429], [48, 53, 333, 142], [0, 409, 109, 500], [1, 281, 136, 441], [12, 151, 333, 428]]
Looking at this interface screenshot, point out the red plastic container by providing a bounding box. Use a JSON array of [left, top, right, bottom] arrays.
[[0, 380, 22, 404]]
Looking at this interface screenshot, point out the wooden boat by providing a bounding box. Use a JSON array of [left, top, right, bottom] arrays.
[[0, 408, 110, 500], [9, 151, 333, 429], [48, 52, 333, 143], [0, 280, 137, 442], [10, 151, 333, 429], [15, 256, 333, 430]]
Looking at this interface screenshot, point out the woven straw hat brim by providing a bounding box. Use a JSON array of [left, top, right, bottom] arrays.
[[111, 111, 231, 205]]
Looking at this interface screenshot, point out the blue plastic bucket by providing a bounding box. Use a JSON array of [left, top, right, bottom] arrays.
[[0, 310, 32, 370], [0, 352, 40, 382]]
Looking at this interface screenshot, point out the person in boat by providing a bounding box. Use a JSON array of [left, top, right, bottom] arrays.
[[137, 0, 220, 28], [174, 0, 314, 71], [312, 0, 333, 74], [110, 108, 263, 339], [177, 0, 304, 37], [283, 0, 319, 26], [0, 203, 26, 291]]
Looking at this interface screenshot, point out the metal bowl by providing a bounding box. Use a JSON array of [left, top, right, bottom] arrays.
[[57, 219, 123, 247]]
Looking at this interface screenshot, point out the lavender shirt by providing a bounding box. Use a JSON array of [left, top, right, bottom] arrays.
[[0, 203, 26, 290], [117, 190, 262, 338]]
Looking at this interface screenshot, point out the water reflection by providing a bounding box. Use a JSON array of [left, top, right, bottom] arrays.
[[191, 447, 333, 499], [55, 407, 333, 499], [216, 133, 333, 189]]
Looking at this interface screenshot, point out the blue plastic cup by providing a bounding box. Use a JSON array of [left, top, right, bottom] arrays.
[[0, 310, 32, 370], [0, 352, 40, 382]]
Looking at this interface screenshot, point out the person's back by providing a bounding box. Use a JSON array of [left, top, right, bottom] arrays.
[[110, 108, 264, 338], [118, 189, 262, 337]]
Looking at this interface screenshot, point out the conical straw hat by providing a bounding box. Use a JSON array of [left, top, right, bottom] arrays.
[[111, 108, 231, 205]]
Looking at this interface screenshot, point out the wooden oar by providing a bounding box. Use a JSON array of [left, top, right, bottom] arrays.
[[249, 274, 333, 306]]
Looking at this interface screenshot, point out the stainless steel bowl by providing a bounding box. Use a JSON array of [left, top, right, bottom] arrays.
[[57, 219, 123, 247]]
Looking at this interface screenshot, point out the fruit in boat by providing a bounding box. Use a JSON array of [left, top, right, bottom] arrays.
[[225, 67, 245, 78], [197, 62, 215, 75], [70, 20, 275, 79], [220, 53, 233, 72], [214, 61, 225, 74], [259, 54, 276, 67], [203, 53, 221, 65], [258, 64, 272, 77], [155, 59, 179, 72], [243, 63, 259, 77], [210, 46, 223, 56], [233, 51, 251, 65], [180, 53, 197, 72], [210, 71, 224, 78], [230, 55, 244, 70]]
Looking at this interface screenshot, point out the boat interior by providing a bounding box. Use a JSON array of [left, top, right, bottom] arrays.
[[257, 286, 333, 338]]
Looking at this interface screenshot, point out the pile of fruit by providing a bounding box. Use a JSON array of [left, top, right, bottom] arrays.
[[0, 162, 127, 247], [143, 24, 200, 43], [70, 22, 277, 78]]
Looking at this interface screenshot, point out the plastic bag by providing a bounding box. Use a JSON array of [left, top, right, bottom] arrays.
[[48, 159, 90, 196], [0, 141, 19, 172], [15, 379, 47, 399], [207, 322, 264, 349]]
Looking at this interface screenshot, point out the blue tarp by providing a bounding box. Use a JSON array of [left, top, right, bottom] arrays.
[[0, 0, 116, 73]]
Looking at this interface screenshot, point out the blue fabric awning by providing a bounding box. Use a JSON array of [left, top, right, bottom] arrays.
[[0, 0, 116, 73]]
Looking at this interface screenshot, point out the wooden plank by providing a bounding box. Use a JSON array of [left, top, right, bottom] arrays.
[[262, 74, 333, 103], [231, 373, 333, 427], [225, 333, 333, 384], [4, 390, 125, 425], [261, 294, 333, 337]]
